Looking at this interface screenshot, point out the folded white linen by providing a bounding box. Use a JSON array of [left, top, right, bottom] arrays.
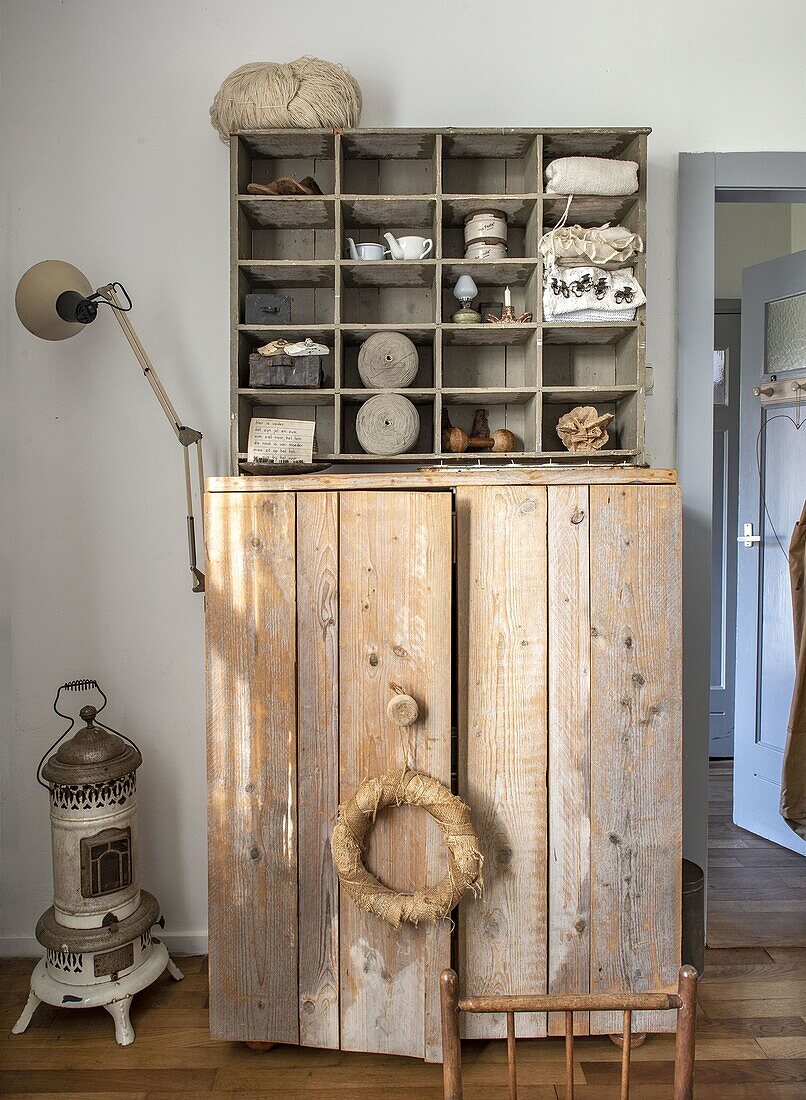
[[543, 266, 646, 322], [545, 156, 639, 196]]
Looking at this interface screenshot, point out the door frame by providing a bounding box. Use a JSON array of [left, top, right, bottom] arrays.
[[677, 152, 806, 888]]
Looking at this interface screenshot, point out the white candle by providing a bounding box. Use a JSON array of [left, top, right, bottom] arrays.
[[504, 285, 511, 307]]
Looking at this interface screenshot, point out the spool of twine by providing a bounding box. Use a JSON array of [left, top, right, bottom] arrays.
[[331, 766, 484, 928], [356, 394, 420, 455], [209, 57, 362, 143], [357, 331, 419, 389]]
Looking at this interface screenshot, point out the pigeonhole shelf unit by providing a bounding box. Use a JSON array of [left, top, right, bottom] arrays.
[[229, 127, 649, 469]]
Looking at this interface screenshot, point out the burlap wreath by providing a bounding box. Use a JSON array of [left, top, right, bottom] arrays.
[[331, 766, 483, 928]]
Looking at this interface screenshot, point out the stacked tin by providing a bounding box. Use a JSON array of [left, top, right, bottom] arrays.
[[464, 209, 508, 259]]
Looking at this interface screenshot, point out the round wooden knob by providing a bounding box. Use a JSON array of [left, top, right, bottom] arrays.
[[387, 691, 419, 727]]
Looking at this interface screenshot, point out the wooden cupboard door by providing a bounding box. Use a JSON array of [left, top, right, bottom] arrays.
[[547, 485, 592, 1036], [456, 485, 549, 1040], [588, 484, 682, 1033], [205, 491, 299, 1043], [339, 490, 452, 1062], [296, 493, 340, 1049]]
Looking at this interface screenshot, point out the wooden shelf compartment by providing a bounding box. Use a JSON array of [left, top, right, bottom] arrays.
[[443, 326, 538, 390], [236, 393, 339, 458], [340, 260, 436, 289], [441, 269, 539, 325], [238, 261, 336, 288], [541, 390, 641, 455], [441, 322, 537, 346], [236, 330, 338, 390], [542, 322, 639, 345], [233, 130, 336, 197], [340, 196, 437, 229], [235, 268, 335, 327], [238, 195, 335, 230], [341, 395, 435, 458], [341, 329, 435, 389], [542, 193, 639, 228], [442, 259, 538, 287], [541, 325, 641, 388], [341, 268, 436, 325], [441, 394, 539, 457], [236, 282, 335, 327], [339, 130, 437, 196], [442, 194, 539, 227], [441, 197, 541, 259], [442, 132, 540, 196]]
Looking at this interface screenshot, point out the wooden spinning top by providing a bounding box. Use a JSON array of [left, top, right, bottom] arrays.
[[441, 408, 517, 454]]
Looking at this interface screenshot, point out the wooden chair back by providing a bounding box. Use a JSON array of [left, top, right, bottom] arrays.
[[439, 964, 698, 1100]]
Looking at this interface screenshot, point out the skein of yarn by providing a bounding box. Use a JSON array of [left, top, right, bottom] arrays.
[[210, 57, 362, 142]]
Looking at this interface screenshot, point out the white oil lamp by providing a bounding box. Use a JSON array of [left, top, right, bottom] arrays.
[[12, 680, 183, 1045]]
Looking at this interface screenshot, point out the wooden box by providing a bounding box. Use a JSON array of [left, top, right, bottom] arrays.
[[244, 292, 292, 325], [248, 353, 323, 388]]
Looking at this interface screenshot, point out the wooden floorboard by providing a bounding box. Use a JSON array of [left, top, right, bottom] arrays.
[[2, 945, 806, 1096], [707, 759, 806, 948], [2, 761, 804, 1096]]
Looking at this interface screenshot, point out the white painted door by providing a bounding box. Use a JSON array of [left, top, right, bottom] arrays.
[[734, 250, 806, 854], [710, 303, 741, 757]]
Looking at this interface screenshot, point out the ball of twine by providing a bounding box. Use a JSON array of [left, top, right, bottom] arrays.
[[331, 766, 483, 929], [356, 393, 420, 455], [210, 57, 362, 143]]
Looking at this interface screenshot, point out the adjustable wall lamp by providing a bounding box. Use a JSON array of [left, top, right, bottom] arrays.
[[15, 260, 205, 593]]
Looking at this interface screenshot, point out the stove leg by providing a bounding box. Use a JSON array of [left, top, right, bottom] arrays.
[[12, 989, 41, 1034], [166, 957, 184, 982], [104, 996, 135, 1046]]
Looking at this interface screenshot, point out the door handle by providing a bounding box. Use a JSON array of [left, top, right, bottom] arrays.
[[737, 522, 762, 548]]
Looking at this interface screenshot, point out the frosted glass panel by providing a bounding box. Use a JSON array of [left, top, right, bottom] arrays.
[[765, 292, 806, 374]]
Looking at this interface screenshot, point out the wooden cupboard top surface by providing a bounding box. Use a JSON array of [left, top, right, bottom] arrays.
[[207, 467, 676, 493]]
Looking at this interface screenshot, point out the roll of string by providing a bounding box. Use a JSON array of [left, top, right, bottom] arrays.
[[209, 58, 362, 142]]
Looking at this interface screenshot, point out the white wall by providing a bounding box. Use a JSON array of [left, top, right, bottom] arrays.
[[2, 0, 805, 954], [715, 204, 795, 298]]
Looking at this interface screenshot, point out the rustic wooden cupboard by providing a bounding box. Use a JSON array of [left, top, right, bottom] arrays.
[[205, 467, 682, 1061]]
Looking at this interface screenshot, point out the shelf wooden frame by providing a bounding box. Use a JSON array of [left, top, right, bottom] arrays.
[[229, 127, 649, 471]]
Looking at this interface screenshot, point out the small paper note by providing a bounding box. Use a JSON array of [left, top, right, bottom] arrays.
[[247, 417, 316, 464]]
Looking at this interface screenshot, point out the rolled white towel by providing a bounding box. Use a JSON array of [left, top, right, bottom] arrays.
[[545, 156, 639, 196]]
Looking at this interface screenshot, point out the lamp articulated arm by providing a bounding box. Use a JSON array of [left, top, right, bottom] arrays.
[[97, 285, 205, 594]]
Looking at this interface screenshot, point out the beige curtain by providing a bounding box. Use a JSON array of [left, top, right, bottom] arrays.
[[781, 498, 806, 838]]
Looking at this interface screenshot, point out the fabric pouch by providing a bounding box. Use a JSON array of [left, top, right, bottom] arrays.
[[539, 223, 644, 267], [543, 266, 646, 322], [545, 156, 639, 196]]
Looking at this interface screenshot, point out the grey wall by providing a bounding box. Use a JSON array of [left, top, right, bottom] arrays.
[[2, 0, 806, 953]]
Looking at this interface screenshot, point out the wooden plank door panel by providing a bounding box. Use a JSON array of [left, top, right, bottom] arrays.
[[456, 485, 549, 1040], [205, 491, 299, 1043], [296, 492, 340, 1049], [589, 484, 682, 1034], [338, 490, 452, 1061], [547, 485, 591, 1036]]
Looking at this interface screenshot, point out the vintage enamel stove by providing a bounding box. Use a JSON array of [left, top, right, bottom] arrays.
[[13, 683, 183, 1045]]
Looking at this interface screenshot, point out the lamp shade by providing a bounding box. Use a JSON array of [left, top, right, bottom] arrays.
[[15, 260, 93, 341], [453, 274, 478, 303]]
